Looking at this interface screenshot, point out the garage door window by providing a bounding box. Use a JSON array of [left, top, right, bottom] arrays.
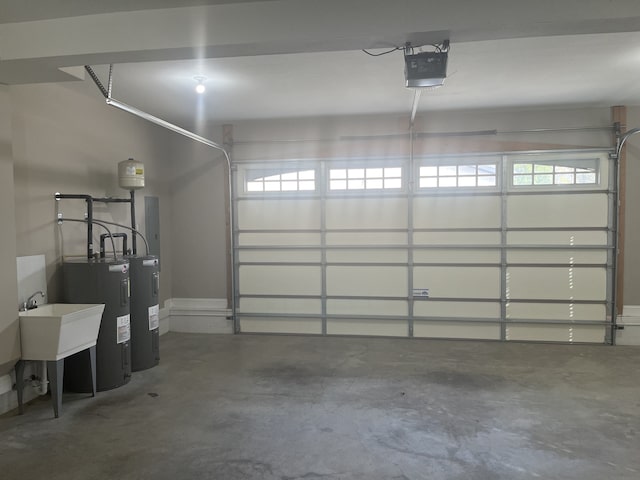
[[419, 162, 497, 188], [329, 167, 402, 190], [512, 159, 599, 187], [246, 169, 316, 192]]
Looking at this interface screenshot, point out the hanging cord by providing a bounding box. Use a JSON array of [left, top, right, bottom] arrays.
[[362, 46, 402, 56], [60, 218, 118, 261]]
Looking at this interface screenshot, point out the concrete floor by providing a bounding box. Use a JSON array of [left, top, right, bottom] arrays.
[[0, 333, 639, 480]]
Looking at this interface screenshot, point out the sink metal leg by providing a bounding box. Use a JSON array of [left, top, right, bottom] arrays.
[[47, 360, 64, 418], [15, 360, 25, 415], [89, 345, 97, 397]]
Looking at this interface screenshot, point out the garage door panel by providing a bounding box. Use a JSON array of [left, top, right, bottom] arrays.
[[239, 232, 321, 246], [238, 199, 321, 229], [413, 267, 500, 299], [506, 303, 606, 322], [414, 249, 501, 264], [327, 299, 408, 316], [506, 324, 606, 343], [507, 267, 606, 301], [326, 198, 408, 229], [327, 266, 407, 297], [239, 249, 322, 263], [414, 231, 501, 245], [414, 321, 501, 340], [239, 298, 321, 315], [507, 230, 608, 246], [327, 318, 406, 337], [413, 196, 501, 228], [414, 301, 500, 319], [240, 317, 322, 334], [507, 249, 607, 264], [507, 194, 608, 228], [239, 265, 321, 295], [326, 231, 407, 246], [326, 249, 408, 263]]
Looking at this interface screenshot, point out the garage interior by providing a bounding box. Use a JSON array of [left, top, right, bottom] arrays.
[[1, 1, 640, 479]]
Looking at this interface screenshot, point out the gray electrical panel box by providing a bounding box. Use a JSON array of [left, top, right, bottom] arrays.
[[63, 258, 132, 392], [128, 255, 160, 371], [145, 196, 161, 270]]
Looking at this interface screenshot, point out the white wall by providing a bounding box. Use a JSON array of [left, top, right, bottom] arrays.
[[0, 86, 19, 378], [168, 134, 229, 300], [11, 80, 174, 304], [624, 107, 640, 306]]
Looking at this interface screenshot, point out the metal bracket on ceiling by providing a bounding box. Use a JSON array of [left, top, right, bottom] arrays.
[[410, 89, 422, 129]]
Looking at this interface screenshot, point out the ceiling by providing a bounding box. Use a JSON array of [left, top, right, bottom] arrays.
[[3, 1, 640, 129]]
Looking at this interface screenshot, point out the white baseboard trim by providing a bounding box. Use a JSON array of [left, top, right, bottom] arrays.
[[617, 305, 640, 346], [159, 306, 170, 336], [164, 298, 233, 334], [622, 305, 640, 318]]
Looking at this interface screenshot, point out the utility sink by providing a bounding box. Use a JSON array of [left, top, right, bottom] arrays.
[[19, 304, 105, 361]]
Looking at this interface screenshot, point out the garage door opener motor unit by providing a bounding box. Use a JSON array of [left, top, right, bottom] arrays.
[[404, 41, 449, 88]]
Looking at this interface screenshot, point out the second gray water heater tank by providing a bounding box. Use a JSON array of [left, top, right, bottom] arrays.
[[63, 258, 132, 392], [128, 255, 160, 371]]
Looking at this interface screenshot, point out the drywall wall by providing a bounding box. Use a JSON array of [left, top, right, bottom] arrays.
[[11, 80, 174, 305], [231, 107, 613, 161], [0, 85, 20, 378], [623, 107, 640, 306], [168, 134, 229, 300]]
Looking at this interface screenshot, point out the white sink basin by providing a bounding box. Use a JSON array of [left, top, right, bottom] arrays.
[[19, 304, 105, 361]]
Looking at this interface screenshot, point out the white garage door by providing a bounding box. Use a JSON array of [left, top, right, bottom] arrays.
[[233, 150, 615, 343]]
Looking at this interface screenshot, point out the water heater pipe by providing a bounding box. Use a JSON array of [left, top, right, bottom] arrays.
[[93, 192, 138, 254], [130, 190, 137, 254], [90, 218, 150, 256], [36, 361, 48, 395], [100, 232, 128, 257], [55, 193, 95, 258], [58, 218, 118, 261]]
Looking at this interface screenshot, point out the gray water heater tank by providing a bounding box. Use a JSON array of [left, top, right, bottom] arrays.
[[63, 258, 132, 392], [128, 255, 160, 371]]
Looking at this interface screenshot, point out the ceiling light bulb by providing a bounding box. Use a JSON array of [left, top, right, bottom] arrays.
[[193, 75, 207, 94]]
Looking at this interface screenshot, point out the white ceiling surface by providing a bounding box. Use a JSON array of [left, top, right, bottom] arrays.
[[2, 1, 640, 125], [98, 32, 640, 127]]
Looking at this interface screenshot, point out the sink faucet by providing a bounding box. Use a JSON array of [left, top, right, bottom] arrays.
[[22, 291, 45, 311]]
